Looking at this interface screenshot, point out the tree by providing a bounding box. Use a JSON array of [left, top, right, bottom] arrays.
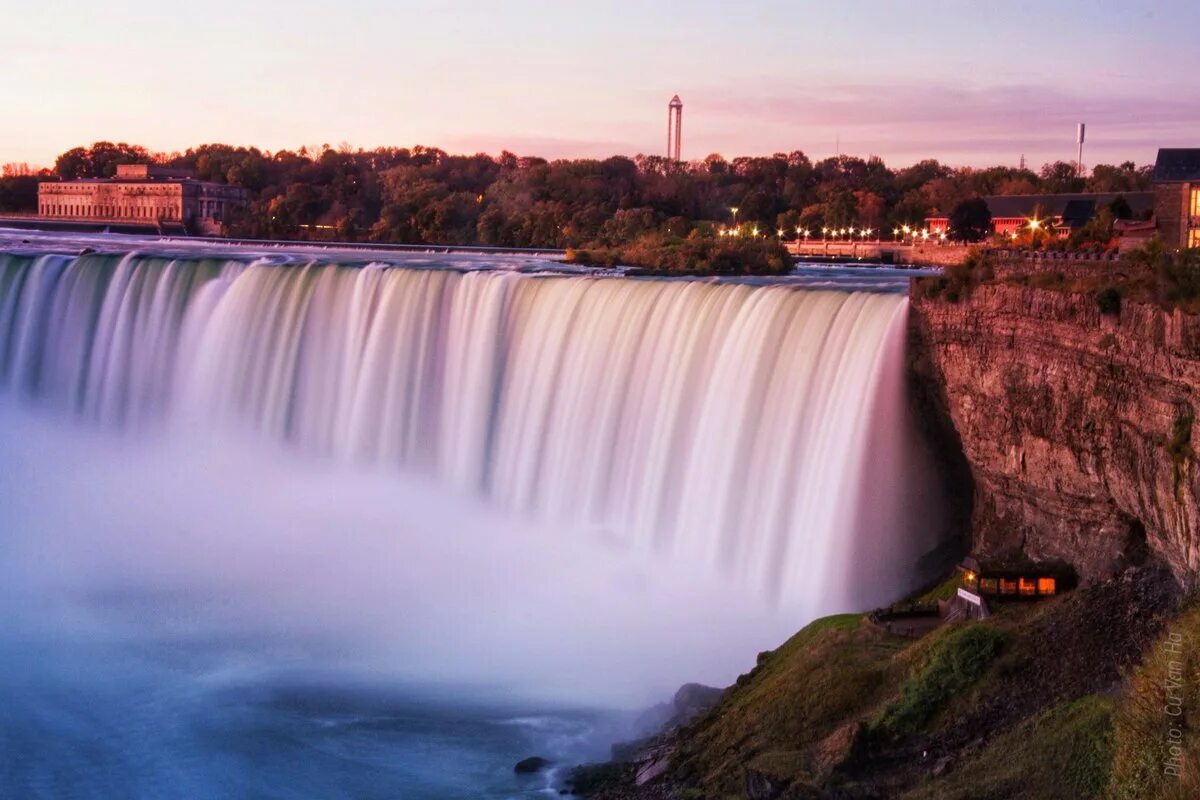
[[948, 198, 992, 242], [1039, 161, 1085, 193], [1106, 195, 1134, 220], [0, 175, 40, 211]]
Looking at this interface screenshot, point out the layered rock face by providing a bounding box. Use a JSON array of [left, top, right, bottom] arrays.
[[910, 278, 1199, 587]]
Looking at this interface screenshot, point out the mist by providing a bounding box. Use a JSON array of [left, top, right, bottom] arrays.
[[0, 402, 799, 708]]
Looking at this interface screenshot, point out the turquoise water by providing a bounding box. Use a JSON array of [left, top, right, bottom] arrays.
[[0, 640, 624, 799]]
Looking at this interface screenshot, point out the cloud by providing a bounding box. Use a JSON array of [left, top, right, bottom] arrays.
[[705, 81, 1200, 130], [693, 81, 1200, 164]]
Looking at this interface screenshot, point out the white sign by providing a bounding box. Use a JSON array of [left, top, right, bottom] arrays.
[[957, 587, 982, 606]]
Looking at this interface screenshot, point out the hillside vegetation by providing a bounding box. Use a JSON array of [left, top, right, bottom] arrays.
[[919, 242, 1200, 313], [5, 140, 1151, 249], [580, 565, 1186, 799], [564, 232, 793, 275]]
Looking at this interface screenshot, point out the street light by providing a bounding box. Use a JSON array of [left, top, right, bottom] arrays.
[[730, 207, 739, 225]]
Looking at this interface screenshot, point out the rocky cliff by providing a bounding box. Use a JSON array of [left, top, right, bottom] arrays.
[[909, 274, 1200, 587]]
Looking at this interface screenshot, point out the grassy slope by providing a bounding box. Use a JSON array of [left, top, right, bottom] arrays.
[[668, 614, 904, 795], [651, 567, 1185, 800], [900, 694, 1115, 800]]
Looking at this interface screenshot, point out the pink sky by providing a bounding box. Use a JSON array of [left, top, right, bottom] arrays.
[[3, 1, 1198, 170]]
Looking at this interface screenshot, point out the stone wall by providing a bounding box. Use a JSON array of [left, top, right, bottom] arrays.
[[1154, 182, 1190, 250], [910, 277, 1199, 588]]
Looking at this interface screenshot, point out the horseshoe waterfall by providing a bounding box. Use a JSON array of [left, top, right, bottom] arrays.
[[0, 239, 950, 798], [0, 247, 943, 612]]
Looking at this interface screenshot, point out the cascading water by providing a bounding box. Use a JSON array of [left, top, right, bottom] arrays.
[[0, 245, 942, 613], [0, 233, 951, 798]]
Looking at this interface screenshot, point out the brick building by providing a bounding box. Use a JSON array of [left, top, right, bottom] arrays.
[[1151, 148, 1200, 250], [925, 192, 1154, 239], [38, 164, 248, 235]]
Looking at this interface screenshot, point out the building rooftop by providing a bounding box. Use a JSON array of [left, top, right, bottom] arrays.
[[42, 164, 203, 185], [980, 192, 1154, 220], [114, 164, 195, 181], [1152, 148, 1200, 182]]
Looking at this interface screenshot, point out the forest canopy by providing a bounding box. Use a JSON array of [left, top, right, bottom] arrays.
[[0, 142, 1153, 249]]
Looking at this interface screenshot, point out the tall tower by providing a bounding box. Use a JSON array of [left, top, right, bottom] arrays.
[[667, 95, 683, 162], [1076, 123, 1086, 177]]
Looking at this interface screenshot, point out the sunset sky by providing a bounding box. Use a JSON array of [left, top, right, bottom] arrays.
[[4, 0, 1198, 170]]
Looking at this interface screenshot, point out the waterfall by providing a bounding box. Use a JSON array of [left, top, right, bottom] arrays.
[[0, 248, 943, 613]]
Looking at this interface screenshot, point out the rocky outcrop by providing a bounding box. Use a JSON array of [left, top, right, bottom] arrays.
[[910, 277, 1199, 587]]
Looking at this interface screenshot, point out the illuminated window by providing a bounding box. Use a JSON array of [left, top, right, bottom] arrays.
[[1190, 187, 1200, 219], [1190, 229, 1200, 249], [999, 579, 1017, 595], [1037, 577, 1057, 595], [1018, 578, 1037, 596], [979, 578, 998, 595]]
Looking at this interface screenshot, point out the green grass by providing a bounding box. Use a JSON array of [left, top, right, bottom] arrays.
[[910, 575, 962, 605], [868, 623, 1006, 741], [668, 613, 905, 794], [1107, 601, 1200, 800], [901, 695, 1115, 800]]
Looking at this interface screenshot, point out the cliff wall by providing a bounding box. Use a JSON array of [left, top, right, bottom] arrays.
[[910, 278, 1200, 587]]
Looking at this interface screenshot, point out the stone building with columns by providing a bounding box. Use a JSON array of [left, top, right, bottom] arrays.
[[38, 164, 248, 235]]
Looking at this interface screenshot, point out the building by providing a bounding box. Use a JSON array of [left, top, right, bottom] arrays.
[[1151, 148, 1200, 250], [38, 164, 249, 235], [957, 556, 1076, 601], [925, 192, 1154, 239]]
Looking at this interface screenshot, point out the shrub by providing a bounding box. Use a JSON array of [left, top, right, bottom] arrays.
[[565, 231, 791, 276], [1031, 270, 1065, 289], [870, 623, 1006, 740], [1096, 286, 1122, 315], [929, 251, 993, 303]]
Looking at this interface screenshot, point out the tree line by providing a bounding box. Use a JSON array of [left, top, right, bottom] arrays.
[[0, 141, 1153, 247]]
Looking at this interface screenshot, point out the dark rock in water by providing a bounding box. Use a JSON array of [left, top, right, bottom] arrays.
[[514, 756, 551, 774], [78, 247, 95, 256]]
